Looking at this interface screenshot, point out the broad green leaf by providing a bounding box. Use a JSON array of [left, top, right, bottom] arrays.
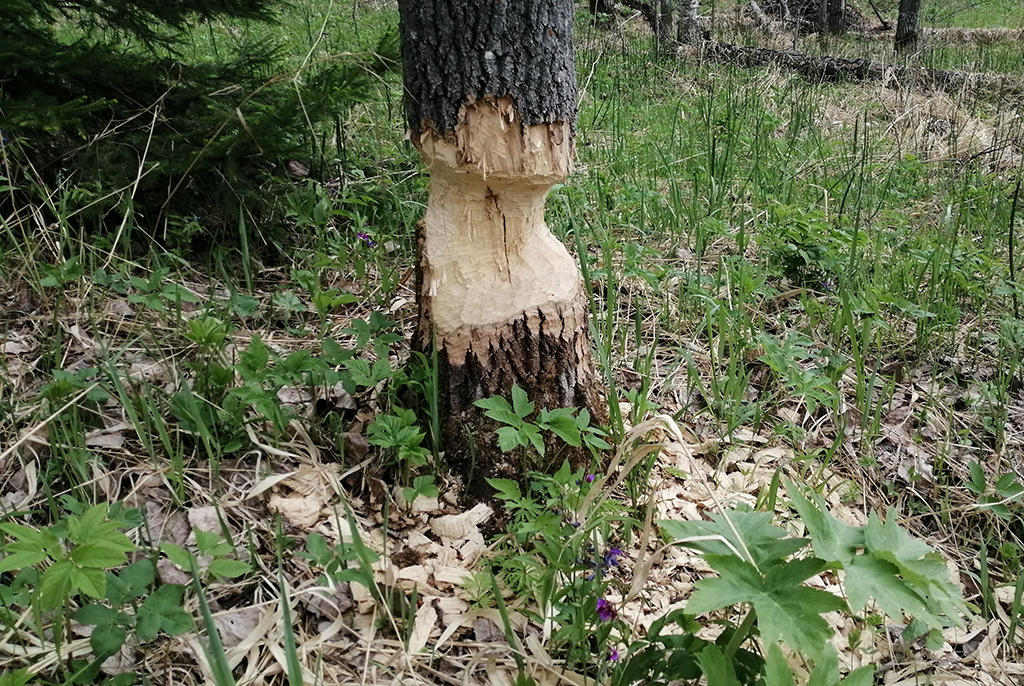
[[510, 384, 534, 419], [965, 461, 986, 494], [0, 548, 49, 572], [0, 523, 60, 571], [67, 503, 109, 542], [523, 424, 545, 456], [39, 560, 75, 610], [195, 529, 234, 557], [487, 479, 522, 502], [764, 644, 796, 686], [842, 666, 876, 686], [863, 510, 966, 624], [496, 426, 526, 452], [90, 623, 127, 657], [843, 555, 939, 625], [137, 585, 192, 640], [696, 646, 741, 686], [484, 407, 525, 428], [661, 510, 808, 568], [72, 565, 107, 599], [541, 413, 581, 447], [688, 555, 846, 657], [72, 603, 129, 626], [475, 395, 513, 412], [160, 543, 195, 569], [0, 668, 32, 686], [117, 559, 156, 598], [786, 484, 864, 564], [208, 558, 251, 580], [864, 510, 935, 568], [806, 644, 839, 686], [71, 542, 130, 568]]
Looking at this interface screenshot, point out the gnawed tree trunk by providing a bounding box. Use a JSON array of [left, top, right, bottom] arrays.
[[895, 0, 921, 54], [398, 0, 606, 498]]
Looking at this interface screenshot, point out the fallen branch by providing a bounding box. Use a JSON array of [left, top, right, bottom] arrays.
[[702, 41, 1024, 98]]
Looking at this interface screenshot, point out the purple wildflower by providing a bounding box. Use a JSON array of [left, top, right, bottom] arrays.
[[585, 474, 595, 483], [596, 598, 616, 622], [604, 547, 623, 567], [357, 232, 375, 247], [609, 648, 620, 661]]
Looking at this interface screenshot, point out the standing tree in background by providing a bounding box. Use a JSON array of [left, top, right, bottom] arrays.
[[818, 0, 846, 34], [397, 0, 607, 495], [895, 0, 922, 53], [678, 0, 706, 44]]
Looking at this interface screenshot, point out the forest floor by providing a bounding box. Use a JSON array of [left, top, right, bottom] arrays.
[[2, 2, 1024, 685]]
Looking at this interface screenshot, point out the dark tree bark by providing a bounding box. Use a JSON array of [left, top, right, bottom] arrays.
[[895, 0, 921, 54], [818, 0, 845, 34], [397, 0, 606, 498]]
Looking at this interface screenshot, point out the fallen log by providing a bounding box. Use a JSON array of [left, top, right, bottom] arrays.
[[703, 41, 1024, 98]]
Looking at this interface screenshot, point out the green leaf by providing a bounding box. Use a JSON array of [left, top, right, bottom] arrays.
[[965, 461, 986, 494], [137, 585, 192, 640], [0, 668, 32, 686], [863, 509, 966, 624], [842, 666, 876, 686], [0, 547, 50, 572], [195, 529, 232, 556], [661, 510, 808, 568], [806, 644, 839, 686], [786, 485, 864, 564], [764, 643, 796, 686], [539, 411, 582, 447], [71, 542, 131, 568], [687, 556, 846, 657], [90, 623, 127, 658], [523, 424, 545, 456], [844, 555, 937, 625], [72, 565, 108, 599], [487, 479, 522, 502], [72, 603, 122, 626], [116, 559, 156, 599], [475, 396, 523, 428], [66, 503, 108, 542], [39, 560, 75, 610], [160, 543, 195, 570], [208, 558, 251, 580], [410, 475, 439, 498], [0, 523, 60, 571], [496, 426, 527, 452], [510, 384, 534, 419], [696, 645, 741, 686]]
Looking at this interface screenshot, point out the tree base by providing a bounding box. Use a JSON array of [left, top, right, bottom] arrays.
[[415, 287, 607, 502]]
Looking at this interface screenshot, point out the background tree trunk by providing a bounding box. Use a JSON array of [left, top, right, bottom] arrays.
[[657, 0, 675, 49], [895, 0, 921, 53], [678, 0, 706, 43], [818, 0, 845, 34], [398, 0, 606, 498]]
